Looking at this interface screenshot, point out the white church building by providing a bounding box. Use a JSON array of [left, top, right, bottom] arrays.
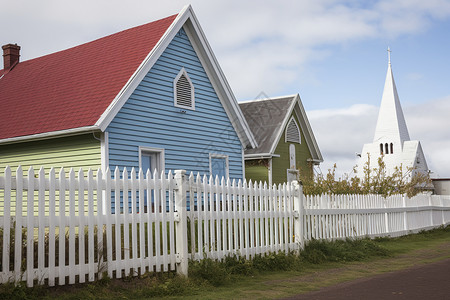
[[357, 50, 429, 180]]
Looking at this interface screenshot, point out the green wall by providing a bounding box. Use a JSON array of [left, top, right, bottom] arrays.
[[272, 112, 312, 184], [0, 133, 101, 176], [0, 134, 102, 215]]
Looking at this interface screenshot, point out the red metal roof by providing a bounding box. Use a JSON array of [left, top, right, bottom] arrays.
[[0, 14, 177, 140]]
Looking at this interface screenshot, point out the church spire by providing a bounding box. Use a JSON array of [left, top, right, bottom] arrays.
[[373, 48, 410, 146]]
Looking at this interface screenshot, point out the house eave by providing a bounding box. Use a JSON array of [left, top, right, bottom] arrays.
[[307, 158, 323, 165], [0, 126, 101, 146], [244, 153, 280, 160]]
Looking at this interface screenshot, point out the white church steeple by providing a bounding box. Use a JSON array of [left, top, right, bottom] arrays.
[[357, 48, 429, 180], [373, 48, 410, 149]]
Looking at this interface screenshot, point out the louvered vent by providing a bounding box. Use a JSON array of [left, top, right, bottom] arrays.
[[286, 118, 301, 143], [174, 69, 194, 110]]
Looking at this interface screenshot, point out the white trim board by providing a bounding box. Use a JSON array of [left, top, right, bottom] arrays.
[[138, 146, 165, 176]]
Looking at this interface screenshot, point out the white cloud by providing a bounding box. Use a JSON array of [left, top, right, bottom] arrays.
[[3, 0, 450, 99], [308, 97, 450, 179], [309, 104, 378, 177]]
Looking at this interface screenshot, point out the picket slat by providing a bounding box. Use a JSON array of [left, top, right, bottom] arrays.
[[48, 168, 56, 286], [87, 169, 95, 282], [68, 169, 76, 284], [2, 166, 11, 276], [26, 167, 34, 287]]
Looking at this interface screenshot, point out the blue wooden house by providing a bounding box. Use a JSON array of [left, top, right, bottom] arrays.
[[0, 5, 257, 182]]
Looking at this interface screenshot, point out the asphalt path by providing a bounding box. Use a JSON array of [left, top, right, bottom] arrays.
[[286, 258, 450, 300]]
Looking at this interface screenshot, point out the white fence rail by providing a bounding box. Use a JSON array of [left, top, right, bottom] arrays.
[[303, 193, 450, 240], [0, 165, 449, 287]]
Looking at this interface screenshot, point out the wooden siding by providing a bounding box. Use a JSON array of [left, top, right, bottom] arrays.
[[0, 134, 101, 175], [0, 134, 101, 215], [272, 112, 313, 184], [107, 28, 243, 179]]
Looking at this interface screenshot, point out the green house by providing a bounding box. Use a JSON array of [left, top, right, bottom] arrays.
[[239, 94, 323, 185]]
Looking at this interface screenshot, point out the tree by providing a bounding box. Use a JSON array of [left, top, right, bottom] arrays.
[[300, 154, 431, 197]]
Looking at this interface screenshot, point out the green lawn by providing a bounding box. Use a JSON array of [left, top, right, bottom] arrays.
[[2, 226, 450, 299]]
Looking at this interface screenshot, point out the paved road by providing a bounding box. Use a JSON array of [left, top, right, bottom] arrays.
[[286, 258, 450, 300]]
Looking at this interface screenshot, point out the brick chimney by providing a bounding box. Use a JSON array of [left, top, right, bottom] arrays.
[[2, 44, 21, 70]]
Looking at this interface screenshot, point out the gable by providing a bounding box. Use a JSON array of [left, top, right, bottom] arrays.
[[240, 95, 322, 163], [239, 97, 294, 156], [106, 28, 244, 178]]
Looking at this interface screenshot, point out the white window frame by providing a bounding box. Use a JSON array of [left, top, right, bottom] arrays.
[[209, 153, 229, 180], [174, 67, 195, 110], [138, 146, 165, 176], [285, 116, 301, 144]]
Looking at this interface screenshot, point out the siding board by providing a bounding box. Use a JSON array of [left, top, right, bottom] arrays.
[[0, 134, 101, 175]]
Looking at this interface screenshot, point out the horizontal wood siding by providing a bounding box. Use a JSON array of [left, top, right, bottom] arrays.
[[107, 28, 243, 179], [0, 134, 101, 175], [0, 134, 101, 215], [272, 112, 313, 184]]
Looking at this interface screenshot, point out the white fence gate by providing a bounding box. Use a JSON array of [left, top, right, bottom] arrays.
[[0, 165, 449, 287]]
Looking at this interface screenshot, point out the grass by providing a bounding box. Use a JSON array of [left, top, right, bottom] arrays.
[[1, 225, 449, 299]]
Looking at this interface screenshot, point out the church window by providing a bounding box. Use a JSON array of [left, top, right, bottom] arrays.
[[285, 117, 301, 144], [385, 143, 389, 154], [390, 143, 394, 154], [380, 144, 383, 155]]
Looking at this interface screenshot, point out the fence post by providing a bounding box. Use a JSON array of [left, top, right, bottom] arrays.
[[428, 194, 434, 227], [403, 195, 408, 233], [174, 170, 188, 276], [292, 180, 304, 250], [384, 199, 389, 235]]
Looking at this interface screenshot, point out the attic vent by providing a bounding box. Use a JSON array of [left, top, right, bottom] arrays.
[[285, 117, 301, 144], [174, 68, 195, 110]]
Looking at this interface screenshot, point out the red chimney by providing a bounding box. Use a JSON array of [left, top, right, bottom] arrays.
[[2, 44, 21, 70]]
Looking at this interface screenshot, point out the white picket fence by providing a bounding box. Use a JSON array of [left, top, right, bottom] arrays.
[[0, 166, 449, 287], [303, 193, 450, 240]]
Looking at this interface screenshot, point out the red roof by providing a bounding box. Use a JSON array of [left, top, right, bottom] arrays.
[[0, 14, 177, 140]]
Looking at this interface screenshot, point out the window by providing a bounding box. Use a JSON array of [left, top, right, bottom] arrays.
[[380, 143, 384, 155], [209, 154, 229, 180], [139, 147, 165, 177], [390, 143, 394, 154], [139, 147, 165, 213], [285, 117, 301, 144], [385, 143, 389, 154], [174, 68, 195, 110]]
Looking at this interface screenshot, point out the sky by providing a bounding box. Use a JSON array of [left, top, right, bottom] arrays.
[[1, 0, 450, 178]]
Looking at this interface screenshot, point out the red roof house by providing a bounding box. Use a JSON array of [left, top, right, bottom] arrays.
[[0, 5, 256, 180]]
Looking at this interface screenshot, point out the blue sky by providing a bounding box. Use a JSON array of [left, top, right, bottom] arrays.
[[1, 0, 450, 178]]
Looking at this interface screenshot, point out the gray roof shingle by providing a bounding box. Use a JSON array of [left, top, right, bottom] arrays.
[[239, 96, 295, 155]]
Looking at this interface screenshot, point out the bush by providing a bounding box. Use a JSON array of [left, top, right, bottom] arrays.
[[301, 238, 390, 264], [189, 257, 230, 286]]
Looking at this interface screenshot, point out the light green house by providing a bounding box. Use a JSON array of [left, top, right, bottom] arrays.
[[239, 94, 323, 185]]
